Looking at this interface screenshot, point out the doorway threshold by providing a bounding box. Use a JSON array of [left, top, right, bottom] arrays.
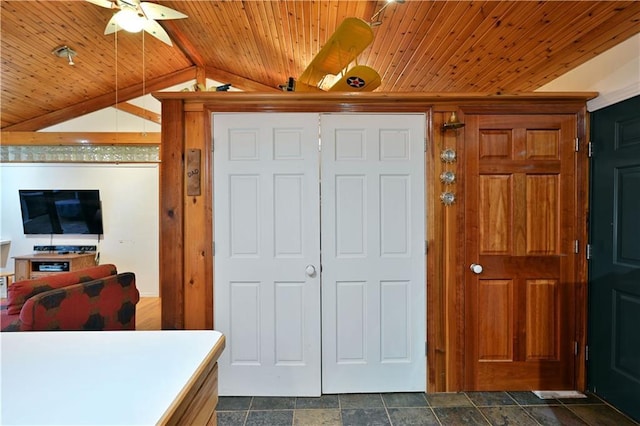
[[532, 390, 587, 399]]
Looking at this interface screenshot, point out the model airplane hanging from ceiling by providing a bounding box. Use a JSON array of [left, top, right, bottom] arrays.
[[285, 17, 382, 93], [86, 0, 187, 46]]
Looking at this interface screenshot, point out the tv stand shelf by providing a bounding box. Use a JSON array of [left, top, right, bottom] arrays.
[[14, 253, 96, 281]]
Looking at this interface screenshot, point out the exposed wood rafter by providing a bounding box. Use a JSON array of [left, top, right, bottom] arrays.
[[162, 20, 205, 67], [4, 68, 197, 132], [116, 102, 162, 124]]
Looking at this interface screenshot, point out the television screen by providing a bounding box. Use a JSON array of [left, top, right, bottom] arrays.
[[19, 190, 104, 235]]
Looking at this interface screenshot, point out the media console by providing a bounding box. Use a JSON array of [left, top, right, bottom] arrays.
[[14, 252, 97, 281]]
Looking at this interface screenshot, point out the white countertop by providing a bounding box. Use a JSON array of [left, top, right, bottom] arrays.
[[0, 330, 224, 426]]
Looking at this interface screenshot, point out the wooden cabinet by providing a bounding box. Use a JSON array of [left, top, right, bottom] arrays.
[[14, 253, 96, 281]]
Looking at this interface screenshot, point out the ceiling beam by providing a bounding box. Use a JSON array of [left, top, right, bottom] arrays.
[[162, 20, 205, 67], [3, 68, 197, 132], [116, 102, 162, 124], [205, 68, 281, 92]]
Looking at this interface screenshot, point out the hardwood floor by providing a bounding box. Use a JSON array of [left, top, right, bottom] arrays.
[[136, 297, 161, 330]]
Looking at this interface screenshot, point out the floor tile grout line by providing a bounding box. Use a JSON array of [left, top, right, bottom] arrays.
[[242, 399, 250, 426], [465, 392, 499, 426], [504, 392, 546, 426], [463, 393, 492, 426], [563, 404, 595, 426], [381, 393, 393, 426], [430, 405, 445, 426], [504, 391, 520, 406]]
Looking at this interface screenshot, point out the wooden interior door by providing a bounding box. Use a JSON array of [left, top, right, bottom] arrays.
[[464, 114, 578, 390]]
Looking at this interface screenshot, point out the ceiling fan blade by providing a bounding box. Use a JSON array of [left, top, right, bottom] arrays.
[[142, 19, 173, 45], [139, 2, 187, 20], [86, 0, 118, 9], [104, 14, 122, 35]]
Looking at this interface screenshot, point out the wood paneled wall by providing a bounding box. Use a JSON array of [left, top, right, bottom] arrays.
[[155, 92, 592, 392]]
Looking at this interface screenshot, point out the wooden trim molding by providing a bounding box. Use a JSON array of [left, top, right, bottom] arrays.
[[154, 92, 598, 104], [1, 131, 160, 145]]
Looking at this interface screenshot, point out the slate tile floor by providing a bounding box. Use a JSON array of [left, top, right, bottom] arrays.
[[217, 392, 639, 426]]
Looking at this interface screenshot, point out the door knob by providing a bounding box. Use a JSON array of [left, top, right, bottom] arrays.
[[305, 264, 316, 277], [470, 263, 483, 274]]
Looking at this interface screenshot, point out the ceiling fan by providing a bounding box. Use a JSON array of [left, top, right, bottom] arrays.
[[86, 0, 187, 46]]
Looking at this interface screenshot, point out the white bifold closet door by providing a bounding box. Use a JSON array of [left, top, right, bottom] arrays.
[[213, 113, 322, 396], [320, 114, 425, 393], [213, 113, 425, 396]]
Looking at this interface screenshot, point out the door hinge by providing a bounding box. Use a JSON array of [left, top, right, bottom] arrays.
[[212, 241, 215, 256], [574, 341, 579, 356], [588, 141, 593, 158], [585, 345, 589, 361], [574, 240, 579, 254], [575, 137, 580, 152], [586, 244, 593, 260], [425, 341, 428, 356], [424, 137, 428, 152]]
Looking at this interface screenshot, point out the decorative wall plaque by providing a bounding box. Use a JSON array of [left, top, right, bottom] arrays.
[[186, 149, 201, 196]]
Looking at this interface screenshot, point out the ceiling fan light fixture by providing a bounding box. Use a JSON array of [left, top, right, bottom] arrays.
[[114, 8, 145, 33], [52, 45, 77, 66], [88, 0, 187, 44], [370, 0, 405, 26]]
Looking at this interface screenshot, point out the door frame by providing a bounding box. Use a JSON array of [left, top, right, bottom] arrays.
[[155, 92, 593, 392], [450, 104, 590, 391]]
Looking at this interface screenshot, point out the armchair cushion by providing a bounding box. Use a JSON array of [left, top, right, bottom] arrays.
[[19, 272, 139, 331]]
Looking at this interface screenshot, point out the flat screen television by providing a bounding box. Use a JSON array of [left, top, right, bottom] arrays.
[[19, 190, 104, 235]]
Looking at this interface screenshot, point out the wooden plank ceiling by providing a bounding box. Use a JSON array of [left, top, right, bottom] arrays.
[[1, 0, 639, 131]]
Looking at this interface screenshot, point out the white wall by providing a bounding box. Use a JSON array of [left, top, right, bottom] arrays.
[[42, 97, 162, 133], [0, 163, 159, 297], [537, 33, 640, 111]]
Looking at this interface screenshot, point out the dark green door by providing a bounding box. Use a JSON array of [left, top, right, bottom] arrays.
[[589, 94, 640, 422]]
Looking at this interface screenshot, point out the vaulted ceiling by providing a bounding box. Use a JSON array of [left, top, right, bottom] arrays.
[[2, 1, 640, 131]]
